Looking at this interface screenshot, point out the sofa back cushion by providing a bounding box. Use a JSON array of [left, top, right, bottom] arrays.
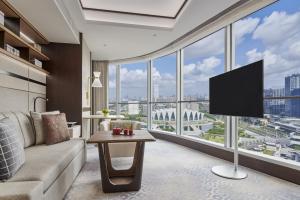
[[0, 118, 25, 180], [0, 112, 35, 148], [109, 120, 141, 130], [30, 111, 60, 145]]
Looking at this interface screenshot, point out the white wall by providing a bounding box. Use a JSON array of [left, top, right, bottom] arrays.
[[82, 37, 91, 109], [82, 37, 91, 138]]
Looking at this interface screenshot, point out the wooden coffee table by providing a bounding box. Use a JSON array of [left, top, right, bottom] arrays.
[[88, 130, 156, 193]]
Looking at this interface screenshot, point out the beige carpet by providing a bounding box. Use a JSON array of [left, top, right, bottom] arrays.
[[65, 140, 300, 200]]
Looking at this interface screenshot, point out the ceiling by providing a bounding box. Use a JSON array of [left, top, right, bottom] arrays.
[[8, 0, 241, 61], [80, 0, 187, 18]]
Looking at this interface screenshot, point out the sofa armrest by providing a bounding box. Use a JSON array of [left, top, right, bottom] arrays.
[[100, 120, 110, 131], [132, 121, 142, 130], [68, 125, 81, 138], [0, 181, 43, 200]]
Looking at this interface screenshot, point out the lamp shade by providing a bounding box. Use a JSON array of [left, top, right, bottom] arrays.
[[92, 71, 102, 87], [93, 72, 101, 78]]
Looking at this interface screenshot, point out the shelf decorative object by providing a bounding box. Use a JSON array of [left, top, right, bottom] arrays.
[[101, 108, 109, 117]]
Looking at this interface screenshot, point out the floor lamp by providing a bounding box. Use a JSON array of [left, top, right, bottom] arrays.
[[211, 117, 247, 179]]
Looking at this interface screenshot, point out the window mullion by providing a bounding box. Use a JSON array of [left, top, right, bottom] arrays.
[[116, 64, 121, 115], [176, 49, 183, 135], [148, 60, 152, 131]]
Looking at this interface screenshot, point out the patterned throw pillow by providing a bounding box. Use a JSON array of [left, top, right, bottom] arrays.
[[0, 118, 25, 181], [30, 111, 60, 144], [42, 113, 70, 145]]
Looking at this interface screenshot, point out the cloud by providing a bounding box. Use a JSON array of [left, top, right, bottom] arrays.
[[152, 67, 176, 97], [120, 67, 147, 88], [253, 11, 300, 48], [184, 29, 224, 60], [184, 56, 221, 79], [183, 17, 259, 62], [246, 49, 298, 75], [243, 11, 300, 88], [108, 64, 117, 88], [183, 56, 222, 97], [234, 17, 260, 44]]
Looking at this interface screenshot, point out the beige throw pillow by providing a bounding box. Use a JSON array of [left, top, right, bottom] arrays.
[[30, 111, 60, 144]]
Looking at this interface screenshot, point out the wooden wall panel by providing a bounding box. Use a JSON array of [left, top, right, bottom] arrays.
[[43, 34, 83, 125]]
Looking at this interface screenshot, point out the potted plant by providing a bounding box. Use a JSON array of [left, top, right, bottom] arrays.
[[102, 108, 110, 117]]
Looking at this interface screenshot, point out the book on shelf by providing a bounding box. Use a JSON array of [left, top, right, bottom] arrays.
[[30, 58, 42, 67], [5, 44, 20, 57]]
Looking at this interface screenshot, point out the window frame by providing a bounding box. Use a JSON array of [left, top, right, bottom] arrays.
[[106, 0, 300, 170]]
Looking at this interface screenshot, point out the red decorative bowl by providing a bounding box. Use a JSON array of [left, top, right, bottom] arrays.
[[112, 128, 121, 135], [123, 129, 129, 136], [129, 129, 133, 135]]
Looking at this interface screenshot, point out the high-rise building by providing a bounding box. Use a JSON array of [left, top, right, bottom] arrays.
[[285, 74, 300, 116], [153, 83, 159, 101], [264, 88, 285, 115], [291, 88, 300, 118], [128, 101, 139, 115]]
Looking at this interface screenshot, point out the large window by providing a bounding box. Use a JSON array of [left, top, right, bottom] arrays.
[[234, 0, 300, 163], [108, 64, 117, 114], [151, 53, 177, 133], [119, 62, 148, 128], [107, 0, 300, 167], [182, 29, 226, 144]]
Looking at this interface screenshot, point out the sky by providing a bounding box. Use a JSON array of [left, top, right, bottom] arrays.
[[109, 0, 300, 101]]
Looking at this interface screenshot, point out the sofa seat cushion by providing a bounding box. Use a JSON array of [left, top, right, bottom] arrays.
[[8, 139, 84, 192], [0, 181, 43, 200]]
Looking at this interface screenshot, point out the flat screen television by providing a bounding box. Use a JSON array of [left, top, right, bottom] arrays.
[[209, 60, 264, 118]]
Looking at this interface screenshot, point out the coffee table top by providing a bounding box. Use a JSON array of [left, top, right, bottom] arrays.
[[88, 130, 156, 144]]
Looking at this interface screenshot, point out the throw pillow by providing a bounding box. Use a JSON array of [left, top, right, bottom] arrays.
[[42, 113, 70, 145], [30, 111, 60, 144], [0, 118, 25, 181]]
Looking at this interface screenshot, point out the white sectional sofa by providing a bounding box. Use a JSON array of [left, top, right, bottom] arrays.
[[0, 112, 86, 200]]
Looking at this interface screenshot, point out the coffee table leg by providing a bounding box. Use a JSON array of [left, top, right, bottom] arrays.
[[97, 142, 145, 193]]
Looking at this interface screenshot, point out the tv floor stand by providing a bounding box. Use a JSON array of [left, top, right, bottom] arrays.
[[211, 117, 247, 179]]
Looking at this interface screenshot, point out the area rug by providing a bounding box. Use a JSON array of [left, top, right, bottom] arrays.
[[65, 140, 300, 200]]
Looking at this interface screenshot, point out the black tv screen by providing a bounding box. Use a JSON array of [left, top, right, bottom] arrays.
[[209, 60, 264, 118]]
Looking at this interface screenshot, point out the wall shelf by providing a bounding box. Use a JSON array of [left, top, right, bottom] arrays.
[[0, 24, 49, 61], [0, 47, 49, 75], [0, 0, 50, 75], [0, 0, 48, 44]]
